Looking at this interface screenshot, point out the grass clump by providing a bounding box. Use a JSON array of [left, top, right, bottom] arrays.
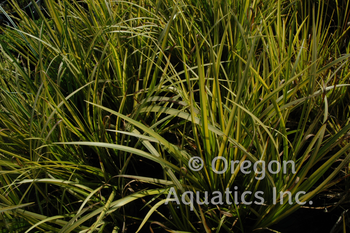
[[0, 0, 350, 232]]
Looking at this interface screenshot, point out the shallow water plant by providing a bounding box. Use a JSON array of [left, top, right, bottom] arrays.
[[0, 0, 350, 232]]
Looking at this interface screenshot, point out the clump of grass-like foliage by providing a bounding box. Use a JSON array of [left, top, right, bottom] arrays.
[[0, 0, 350, 232]]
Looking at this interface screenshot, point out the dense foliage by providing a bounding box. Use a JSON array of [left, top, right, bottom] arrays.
[[0, 0, 350, 232]]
